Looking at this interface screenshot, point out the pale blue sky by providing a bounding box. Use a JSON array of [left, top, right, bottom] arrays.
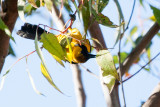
[[1, 0, 160, 107]]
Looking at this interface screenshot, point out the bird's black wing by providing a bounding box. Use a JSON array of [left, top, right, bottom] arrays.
[[17, 23, 47, 40]]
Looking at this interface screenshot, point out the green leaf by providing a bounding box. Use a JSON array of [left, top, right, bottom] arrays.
[[80, 2, 90, 34], [130, 26, 138, 36], [8, 43, 16, 57], [113, 52, 128, 64], [18, 0, 26, 22], [102, 75, 116, 92], [28, 0, 38, 8], [139, 0, 144, 7], [63, 1, 73, 13], [150, 6, 160, 25], [44, 0, 53, 11], [40, 63, 63, 94], [35, 32, 63, 94], [92, 10, 118, 28], [98, 0, 109, 12], [96, 50, 119, 93], [0, 17, 15, 42], [40, 33, 66, 61]]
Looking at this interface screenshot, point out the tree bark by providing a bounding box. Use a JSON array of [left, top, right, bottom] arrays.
[[0, 0, 18, 73], [143, 83, 160, 107], [89, 21, 120, 107]]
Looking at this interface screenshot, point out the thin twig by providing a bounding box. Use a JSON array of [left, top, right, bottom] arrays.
[[78, 64, 99, 79], [125, 0, 136, 32], [114, 0, 126, 106], [122, 52, 160, 83]]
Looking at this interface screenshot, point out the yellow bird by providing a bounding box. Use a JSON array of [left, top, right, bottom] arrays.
[[17, 23, 96, 63]]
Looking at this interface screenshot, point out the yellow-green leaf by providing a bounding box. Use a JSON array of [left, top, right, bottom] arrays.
[[40, 63, 63, 93], [96, 50, 119, 93], [149, 15, 156, 22], [35, 31, 63, 94], [44, 0, 53, 11], [51, 54, 65, 67], [18, 0, 26, 22], [28, 0, 38, 8], [40, 33, 66, 61], [0, 17, 15, 42], [103, 75, 116, 93]]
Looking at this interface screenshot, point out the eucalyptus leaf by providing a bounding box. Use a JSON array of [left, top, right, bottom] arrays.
[[150, 6, 160, 25], [40, 33, 66, 61], [35, 31, 63, 94], [18, 0, 26, 22], [0, 17, 15, 42], [92, 9, 118, 28], [96, 50, 119, 93], [28, 0, 38, 8]]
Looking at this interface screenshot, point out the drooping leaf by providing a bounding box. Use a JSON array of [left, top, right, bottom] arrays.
[[8, 43, 16, 57], [147, 48, 151, 61], [130, 26, 138, 36], [113, 52, 128, 64], [150, 6, 160, 25], [91, 38, 103, 49], [40, 33, 66, 61], [92, 9, 118, 28], [0, 17, 15, 42], [139, 0, 144, 7], [40, 63, 63, 93], [102, 75, 116, 92], [98, 0, 109, 12], [44, 0, 53, 11], [26, 69, 45, 96], [28, 0, 38, 8], [34, 32, 63, 94], [51, 54, 65, 67], [124, 26, 138, 47], [25, 57, 44, 96], [63, 0, 73, 13], [24, 4, 33, 15], [0, 76, 6, 91], [80, 1, 90, 34], [18, 0, 26, 22], [96, 50, 119, 93]]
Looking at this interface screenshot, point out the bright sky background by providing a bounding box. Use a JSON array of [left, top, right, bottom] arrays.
[[1, 0, 160, 107]]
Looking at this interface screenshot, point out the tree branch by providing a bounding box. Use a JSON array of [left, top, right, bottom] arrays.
[[0, 0, 18, 73], [120, 22, 160, 76], [89, 21, 120, 107], [142, 83, 160, 107], [71, 64, 86, 107]]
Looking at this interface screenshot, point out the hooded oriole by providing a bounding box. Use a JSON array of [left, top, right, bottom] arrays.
[[17, 23, 95, 63]]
